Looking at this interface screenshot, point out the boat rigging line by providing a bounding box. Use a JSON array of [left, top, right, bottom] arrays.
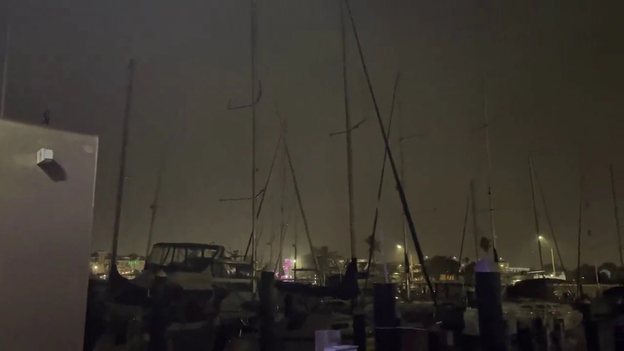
[[362, 71, 399, 296], [528, 153, 544, 270], [469, 180, 480, 261], [144, 140, 168, 258], [457, 188, 471, 271], [531, 155, 565, 273], [276, 104, 322, 278], [344, 0, 437, 306], [241, 130, 283, 260]]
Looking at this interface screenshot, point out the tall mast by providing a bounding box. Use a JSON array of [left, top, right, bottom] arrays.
[[145, 145, 167, 258], [277, 130, 287, 274], [111, 59, 136, 269], [397, 101, 411, 300], [576, 173, 584, 296], [469, 180, 480, 260], [250, 0, 258, 277], [458, 192, 470, 270], [284, 139, 321, 277], [0, 23, 10, 119], [528, 154, 543, 269], [610, 164, 623, 267], [398, 103, 408, 264], [344, 0, 437, 306], [293, 216, 298, 282], [340, 0, 356, 261], [482, 80, 498, 262]]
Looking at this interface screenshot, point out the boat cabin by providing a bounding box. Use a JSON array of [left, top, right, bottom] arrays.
[[143, 242, 253, 292]]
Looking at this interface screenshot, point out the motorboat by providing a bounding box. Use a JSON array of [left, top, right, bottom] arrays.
[[463, 278, 582, 336]]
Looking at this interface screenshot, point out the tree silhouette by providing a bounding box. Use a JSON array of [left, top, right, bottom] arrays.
[[479, 236, 491, 254], [425, 255, 460, 280], [365, 235, 381, 262], [302, 246, 341, 272], [571, 264, 599, 284]]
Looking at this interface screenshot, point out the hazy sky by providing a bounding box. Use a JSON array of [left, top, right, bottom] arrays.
[[2, 0, 623, 269]]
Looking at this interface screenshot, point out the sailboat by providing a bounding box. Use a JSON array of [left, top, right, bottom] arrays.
[[461, 66, 583, 336]]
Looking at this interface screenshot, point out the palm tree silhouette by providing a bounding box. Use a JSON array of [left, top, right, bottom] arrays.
[[365, 235, 381, 262], [479, 236, 491, 254]]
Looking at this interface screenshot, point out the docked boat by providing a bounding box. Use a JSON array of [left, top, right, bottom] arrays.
[[133, 242, 256, 323], [463, 278, 582, 336]]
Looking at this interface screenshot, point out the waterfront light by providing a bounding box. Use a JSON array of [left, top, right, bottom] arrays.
[[397, 245, 402, 249]]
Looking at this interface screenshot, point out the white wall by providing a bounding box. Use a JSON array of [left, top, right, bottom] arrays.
[[0, 121, 98, 350]]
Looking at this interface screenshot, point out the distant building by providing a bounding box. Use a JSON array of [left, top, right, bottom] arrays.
[[88, 252, 145, 277]]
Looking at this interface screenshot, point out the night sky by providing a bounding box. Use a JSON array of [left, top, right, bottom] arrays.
[[2, 0, 623, 269]]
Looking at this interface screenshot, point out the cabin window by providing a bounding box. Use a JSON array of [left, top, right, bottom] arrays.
[[171, 248, 186, 264], [214, 263, 252, 279], [187, 248, 202, 259], [148, 246, 169, 265], [202, 248, 219, 258]]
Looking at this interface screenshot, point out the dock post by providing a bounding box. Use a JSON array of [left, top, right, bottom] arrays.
[[373, 283, 400, 351], [440, 306, 465, 351], [614, 315, 624, 350], [259, 269, 276, 351], [516, 322, 534, 351], [579, 300, 601, 350], [148, 270, 169, 351], [474, 258, 507, 351], [353, 313, 367, 351], [533, 318, 548, 351], [550, 318, 564, 351]]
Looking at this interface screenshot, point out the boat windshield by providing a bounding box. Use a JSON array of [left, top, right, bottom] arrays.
[[506, 278, 563, 302], [147, 245, 221, 267]]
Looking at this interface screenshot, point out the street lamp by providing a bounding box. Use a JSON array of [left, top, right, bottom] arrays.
[[397, 245, 402, 249], [538, 235, 556, 276]]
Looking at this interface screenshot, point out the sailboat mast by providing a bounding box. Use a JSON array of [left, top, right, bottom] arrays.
[[0, 23, 10, 119], [398, 102, 411, 300], [284, 139, 321, 277], [528, 154, 543, 269], [145, 145, 167, 258], [340, 0, 356, 260], [610, 164, 623, 266], [483, 86, 498, 261], [458, 193, 470, 270], [343, 0, 437, 306], [249, 0, 258, 276], [277, 134, 287, 274], [293, 218, 298, 282], [469, 180, 480, 260], [576, 173, 584, 296], [398, 103, 408, 263], [111, 59, 136, 268]]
